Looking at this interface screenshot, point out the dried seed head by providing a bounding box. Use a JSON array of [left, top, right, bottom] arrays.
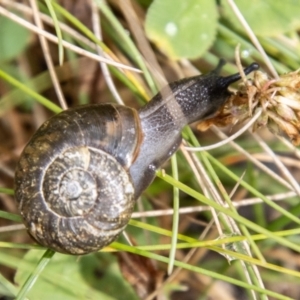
[[197, 66, 300, 145]]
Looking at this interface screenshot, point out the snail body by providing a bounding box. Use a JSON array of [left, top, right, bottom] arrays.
[[15, 61, 259, 254]]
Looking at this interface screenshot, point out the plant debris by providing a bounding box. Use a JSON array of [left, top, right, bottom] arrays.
[[198, 68, 300, 145]]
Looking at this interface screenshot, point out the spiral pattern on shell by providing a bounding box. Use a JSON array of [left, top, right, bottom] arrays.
[[15, 104, 141, 254]]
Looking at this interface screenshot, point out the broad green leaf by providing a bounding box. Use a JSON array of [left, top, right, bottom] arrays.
[[15, 250, 138, 300], [0, 16, 29, 62], [145, 0, 218, 59], [221, 0, 300, 37]]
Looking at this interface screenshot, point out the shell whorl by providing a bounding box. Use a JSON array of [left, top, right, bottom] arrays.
[[15, 104, 140, 254]]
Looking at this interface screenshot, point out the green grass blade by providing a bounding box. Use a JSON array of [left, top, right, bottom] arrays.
[[0, 69, 62, 113], [156, 172, 300, 253], [0, 210, 22, 222], [168, 154, 179, 275], [113, 243, 292, 300], [0, 187, 14, 195], [45, 0, 64, 65], [15, 249, 55, 300]]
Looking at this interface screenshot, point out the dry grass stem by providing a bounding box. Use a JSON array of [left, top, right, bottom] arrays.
[[0, 5, 141, 72]]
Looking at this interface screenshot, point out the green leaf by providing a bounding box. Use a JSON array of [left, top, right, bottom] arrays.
[[15, 250, 138, 300], [145, 0, 218, 59], [221, 0, 300, 37], [0, 16, 29, 62]]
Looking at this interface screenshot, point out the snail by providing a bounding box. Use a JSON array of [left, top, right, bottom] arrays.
[[14, 60, 259, 255]]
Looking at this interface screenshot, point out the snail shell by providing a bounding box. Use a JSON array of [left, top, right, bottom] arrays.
[[15, 61, 259, 254], [15, 104, 140, 254]]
